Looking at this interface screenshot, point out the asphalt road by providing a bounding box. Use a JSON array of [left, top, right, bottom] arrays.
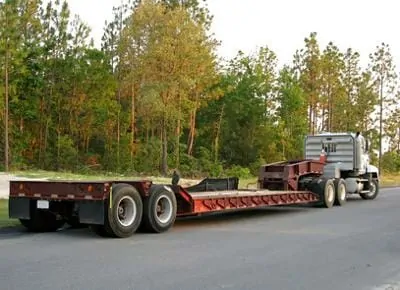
[[1, 188, 400, 290]]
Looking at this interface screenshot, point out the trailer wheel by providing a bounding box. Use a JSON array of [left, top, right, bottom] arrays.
[[140, 185, 177, 233], [360, 179, 379, 200], [334, 178, 347, 206], [19, 210, 65, 232], [309, 178, 335, 208], [92, 183, 143, 238]]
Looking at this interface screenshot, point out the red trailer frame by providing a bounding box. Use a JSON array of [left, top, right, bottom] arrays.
[[8, 159, 332, 238]]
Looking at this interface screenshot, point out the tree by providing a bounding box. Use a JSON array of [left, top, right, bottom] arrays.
[[197, 47, 278, 168], [369, 42, 398, 172], [296, 32, 322, 135], [342, 48, 361, 132], [118, 0, 218, 175], [320, 42, 345, 132], [275, 65, 308, 159]]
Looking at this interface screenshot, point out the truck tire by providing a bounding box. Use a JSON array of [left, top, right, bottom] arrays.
[[360, 179, 379, 200], [92, 183, 143, 238], [140, 185, 177, 233], [334, 178, 347, 206], [308, 178, 335, 208], [19, 209, 65, 232]]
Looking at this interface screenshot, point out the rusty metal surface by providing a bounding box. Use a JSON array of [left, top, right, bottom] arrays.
[[189, 189, 316, 199], [258, 159, 324, 191], [9, 180, 152, 201], [192, 191, 319, 214], [9, 180, 108, 200]]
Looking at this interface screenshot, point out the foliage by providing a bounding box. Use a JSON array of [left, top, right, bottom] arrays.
[[0, 2, 399, 178]]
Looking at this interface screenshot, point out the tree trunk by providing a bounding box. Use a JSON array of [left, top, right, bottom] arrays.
[[44, 118, 50, 169], [214, 104, 225, 163], [56, 98, 61, 171], [38, 96, 44, 166], [117, 84, 121, 170], [4, 49, 9, 172], [175, 93, 181, 168], [379, 77, 384, 173], [130, 84, 135, 166], [161, 112, 168, 176], [187, 106, 197, 156], [308, 102, 312, 134]]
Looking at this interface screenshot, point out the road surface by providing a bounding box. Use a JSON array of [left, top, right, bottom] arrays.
[[0, 187, 399, 290]]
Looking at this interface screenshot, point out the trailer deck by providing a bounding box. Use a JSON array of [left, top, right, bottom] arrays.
[[187, 189, 319, 215], [7, 159, 342, 238]]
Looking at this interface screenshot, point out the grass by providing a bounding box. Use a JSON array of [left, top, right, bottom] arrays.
[[0, 199, 19, 228], [11, 170, 181, 185], [0, 170, 398, 229], [380, 173, 400, 187]]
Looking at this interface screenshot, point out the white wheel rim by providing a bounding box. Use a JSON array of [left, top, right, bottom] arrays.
[[339, 183, 346, 201], [366, 182, 376, 197], [154, 194, 173, 224], [327, 184, 334, 203], [117, 196, 137, 227]]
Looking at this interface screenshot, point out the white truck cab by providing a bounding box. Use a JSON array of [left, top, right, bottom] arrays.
[[304, 132, 379, 200]]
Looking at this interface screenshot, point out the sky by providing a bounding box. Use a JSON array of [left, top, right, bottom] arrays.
[[66, 0, 400, 71]]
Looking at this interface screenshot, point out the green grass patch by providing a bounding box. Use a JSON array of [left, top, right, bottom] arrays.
[[381, 173, 400, 187], [12, 170, 129, 181], [0, 199, 19, 228], [10, 170, 195, 186]]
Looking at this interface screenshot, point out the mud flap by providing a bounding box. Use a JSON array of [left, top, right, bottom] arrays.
[[78, 200, 105, 225], [8, 197, 30, 219]]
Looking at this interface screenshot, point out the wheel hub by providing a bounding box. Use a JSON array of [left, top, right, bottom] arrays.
[[116, 196, 137, 227], [154, 195, 173, 224]]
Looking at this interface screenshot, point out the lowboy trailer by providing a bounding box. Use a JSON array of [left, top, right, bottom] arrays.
[[8, 132, 379, 238]]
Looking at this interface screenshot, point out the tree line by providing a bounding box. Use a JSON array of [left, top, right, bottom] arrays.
[[1, 0, 399, 177]]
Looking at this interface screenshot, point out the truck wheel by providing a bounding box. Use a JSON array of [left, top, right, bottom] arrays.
[[92, 183, 143, 238], [360, 179, 379, 200], [19, 210, 65, 232], [140, 185, 177, 233], [309, 178, 335, 208], [321, 179, 335, 208], [334, 178, 347, 206]]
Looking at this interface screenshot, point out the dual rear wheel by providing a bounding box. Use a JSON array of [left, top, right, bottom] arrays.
[[310, 177, 347, 208], [90, 183, 177, 238]]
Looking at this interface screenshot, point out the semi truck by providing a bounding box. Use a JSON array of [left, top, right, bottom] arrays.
[[8, 132, 379, 238]]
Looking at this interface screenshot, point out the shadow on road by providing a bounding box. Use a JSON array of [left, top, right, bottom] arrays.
[[174, 205, 314, 228], [0, 197, 376, 240], [0, 205, 316, 239]]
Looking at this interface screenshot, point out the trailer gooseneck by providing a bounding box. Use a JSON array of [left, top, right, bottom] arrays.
[[8, 132, 380, 238]]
